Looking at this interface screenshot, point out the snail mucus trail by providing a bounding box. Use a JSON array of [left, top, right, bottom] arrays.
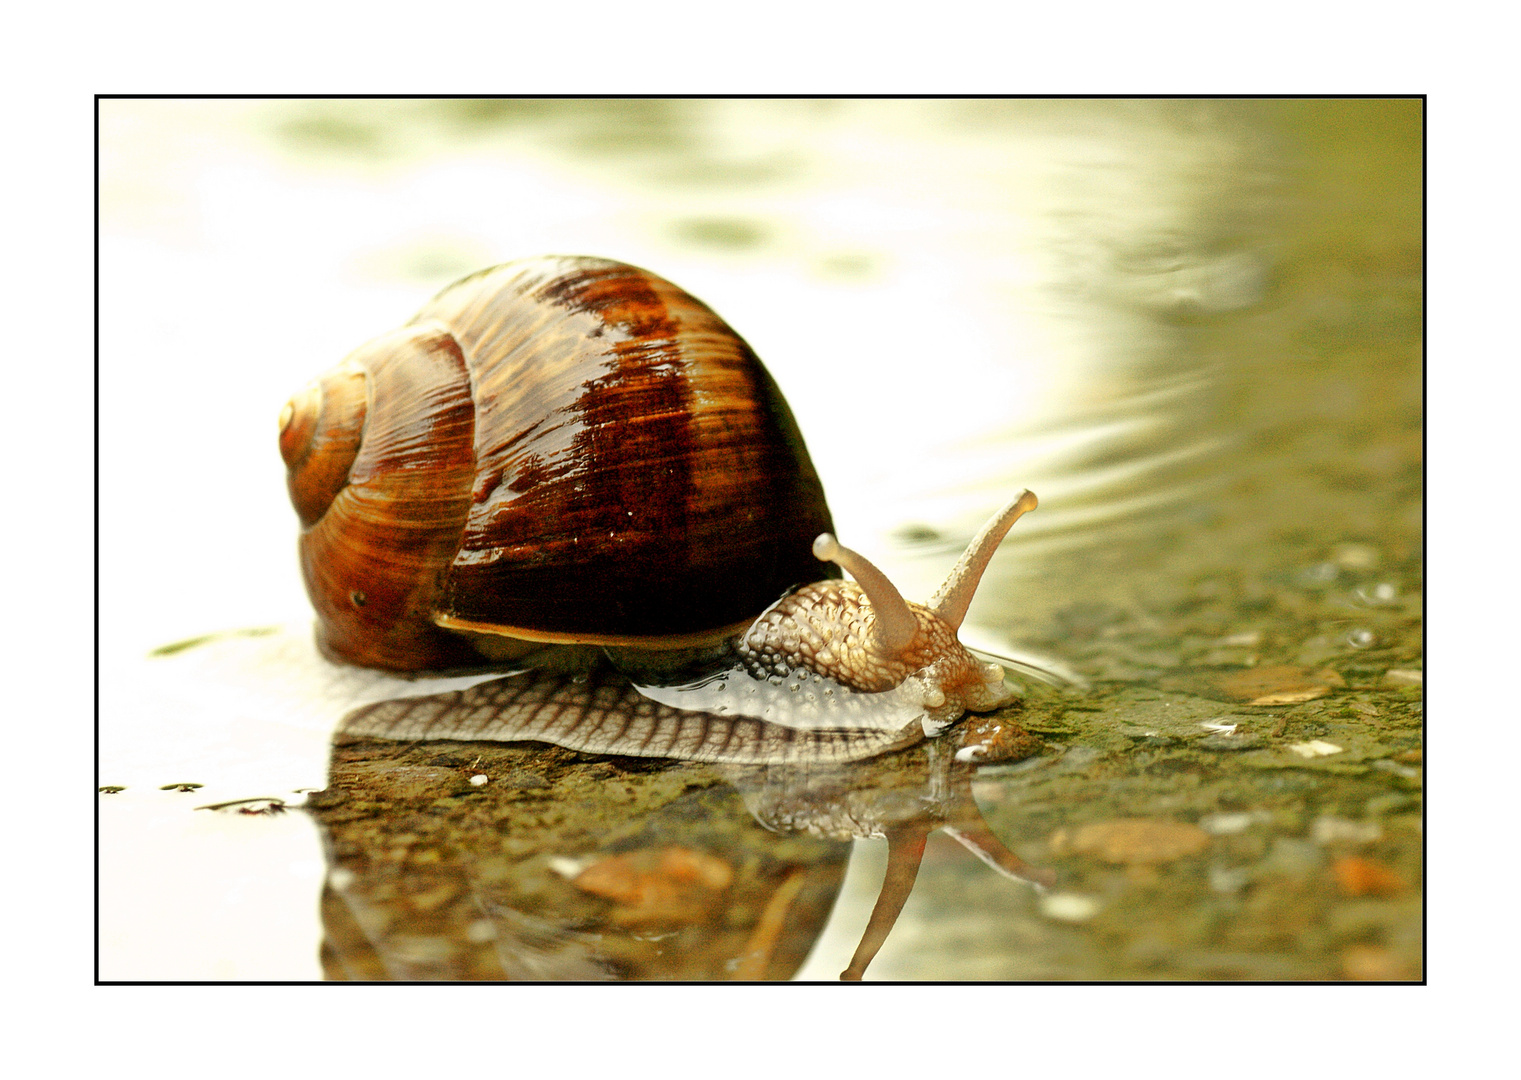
[[280, 255, 1040, 763]]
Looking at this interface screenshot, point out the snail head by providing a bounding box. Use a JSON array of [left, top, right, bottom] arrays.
[[738, 489, 1039, 722]]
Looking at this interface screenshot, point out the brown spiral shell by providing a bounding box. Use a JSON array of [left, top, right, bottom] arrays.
[[280, 256, 837, 671]]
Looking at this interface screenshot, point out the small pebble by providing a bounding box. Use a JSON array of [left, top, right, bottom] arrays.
[[1039, 893, 1101, 922], [1212, 665, 1345, 705], [1288, 740, 1344, 758], [1331, 855, 1404, 897], [1263, 838, 1325, 877], [1340, 944, 1414, 981], [1209, 865, 1251, 893], [465, 919, 498, 943], [1332, 543, 1380, 570], [1218, 631, 1262, 647], [1383, 669, 1423, 686], [1349, 702, 1380, 717], [1311, 816, 1382, 845], [469, 773, 489, 786], [572, 847, 736, 926], [547, 856, 595, 879], [1049, 818, 1210, 864], [955, 716, 1042, 764], [1198, 812, 1263, 836]]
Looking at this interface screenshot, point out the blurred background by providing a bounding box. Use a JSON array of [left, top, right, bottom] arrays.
[[99, 98, 1421, 656], [98, 98, 1421, 979]]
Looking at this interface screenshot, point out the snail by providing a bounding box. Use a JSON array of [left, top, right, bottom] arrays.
[[282, 256, 1038, 761]]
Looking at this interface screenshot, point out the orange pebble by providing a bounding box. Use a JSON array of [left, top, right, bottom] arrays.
[[1331, 855, 1404, 896]]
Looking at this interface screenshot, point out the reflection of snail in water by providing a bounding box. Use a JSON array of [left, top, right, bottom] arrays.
[[310, 737, 853, 982], [730, 723, 1056, 980], [281, 256, 1039, 761], [311, 722, 1052, 982]]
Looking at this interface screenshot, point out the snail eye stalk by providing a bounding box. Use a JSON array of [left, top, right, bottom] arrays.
[[812, 532, 919, 655], [930, 489, 1038, 631]]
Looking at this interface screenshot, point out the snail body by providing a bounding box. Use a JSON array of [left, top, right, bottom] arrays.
[[283, 256, 1037, 746]]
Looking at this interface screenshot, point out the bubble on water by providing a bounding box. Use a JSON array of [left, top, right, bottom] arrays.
[[1332, 543, 1380, 570], [1298, 562, 1340, 586], [1347, 628, 1376, 648], [1355, 582, 1399, 605]]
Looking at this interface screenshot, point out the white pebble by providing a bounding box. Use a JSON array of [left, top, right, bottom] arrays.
[[1332, 542, 1379, 570], [547, 856, 594, 879], [465, 919, 498, 943], [1218, 631, 1262, 647], [1311, 816, 1382, 844], [1199, 812, 1261, 836], [1040, 893, 1101, 922]]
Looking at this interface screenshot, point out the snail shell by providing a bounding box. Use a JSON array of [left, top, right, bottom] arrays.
[[283, 255, 1039, 747], [280, 256, 836, 671]]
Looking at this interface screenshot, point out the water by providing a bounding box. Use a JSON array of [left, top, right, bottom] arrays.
[[99, 98, 1422, 981]]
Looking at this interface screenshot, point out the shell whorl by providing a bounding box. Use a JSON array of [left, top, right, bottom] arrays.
[[279, 360, 367, 528], [284, 256, 837, 671], [297, 324, 483, 670]]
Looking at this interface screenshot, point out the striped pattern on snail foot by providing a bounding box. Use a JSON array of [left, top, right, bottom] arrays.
[[335, 665, 926, 765]]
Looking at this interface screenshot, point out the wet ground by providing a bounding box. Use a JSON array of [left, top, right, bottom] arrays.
[[98, 98, 1422, 982]]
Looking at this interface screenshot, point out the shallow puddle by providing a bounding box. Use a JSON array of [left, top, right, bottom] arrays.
[[99, 98, 1421, 981]]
